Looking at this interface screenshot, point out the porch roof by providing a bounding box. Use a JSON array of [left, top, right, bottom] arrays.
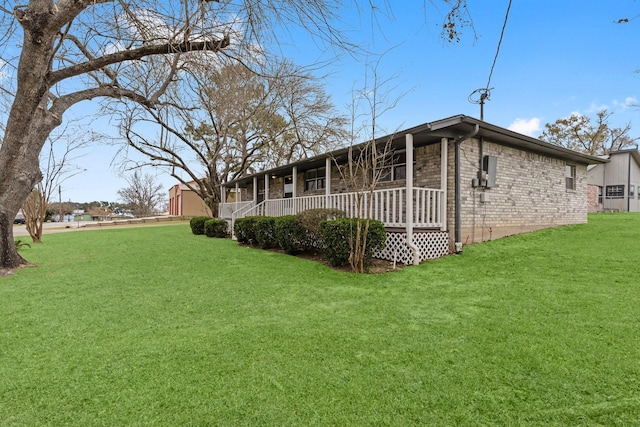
[[223, 114, 608, 188]]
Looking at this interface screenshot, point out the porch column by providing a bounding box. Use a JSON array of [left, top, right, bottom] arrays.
[[264, 174, 269, 200], [440, 137, 448, 231], [325, 157, 331, 197], [219, 184, 224, 217], [253, 176, 258, 203], [292, 166, 298, 198], [235, 182, 240, 206], [406, 133, 419, 265]]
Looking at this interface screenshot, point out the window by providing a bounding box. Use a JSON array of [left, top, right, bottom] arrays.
[[606, 185, 625, 199], [565, 165, 576, 190], [377, 150, 412, 182], [630, 185, 636, 198], [304, 167, 326, 191]]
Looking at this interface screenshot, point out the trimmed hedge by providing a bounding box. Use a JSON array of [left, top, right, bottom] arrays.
[[254, 217, 277, 249], [204, 218, 228, 238], [189, 216, 210, 235], [274, 215, 307, 255], [319, 218, 386, 267], [296, 208, 345, 251], [234, 217, 259, 244]]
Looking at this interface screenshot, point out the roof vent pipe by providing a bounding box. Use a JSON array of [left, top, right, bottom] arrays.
[[454, 124, 480, 253]]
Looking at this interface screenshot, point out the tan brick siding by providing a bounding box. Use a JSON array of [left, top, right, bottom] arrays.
[[448, 138, 588, 245]]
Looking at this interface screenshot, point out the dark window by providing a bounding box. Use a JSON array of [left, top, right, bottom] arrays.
[[565, 165, 576, 190], [304, 167, 326, 191], [257, 179, 265, 203], [630, 185, 635, 198], [606, 185, 625, 199], [377, 150, 412, 182]]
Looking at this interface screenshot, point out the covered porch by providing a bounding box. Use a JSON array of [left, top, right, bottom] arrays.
[[220, 134, 452, 264]]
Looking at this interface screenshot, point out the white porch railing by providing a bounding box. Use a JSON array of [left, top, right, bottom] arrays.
[[225, 187, 444, 229], [220, 201, 252, 219]]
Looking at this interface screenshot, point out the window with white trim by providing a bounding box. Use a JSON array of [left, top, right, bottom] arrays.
[[606, 185, 625, 199], [630, 185, 635, 198], [565, 165, 576, 190]]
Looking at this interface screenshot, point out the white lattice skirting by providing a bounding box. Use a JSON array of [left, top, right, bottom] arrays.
[[375, 231, 450, 265]]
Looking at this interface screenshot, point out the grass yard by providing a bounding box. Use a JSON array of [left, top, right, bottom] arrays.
[[1, 214, 640, 425]]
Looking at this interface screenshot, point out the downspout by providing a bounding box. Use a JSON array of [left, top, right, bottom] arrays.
[[628, 153, 632, 212], [454, 124, 480, 253]]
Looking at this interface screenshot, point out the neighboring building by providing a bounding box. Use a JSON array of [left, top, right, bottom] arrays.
[[220, 115, 605, 264], [586, 149, 640, 212], [168, 182, 212, 217]]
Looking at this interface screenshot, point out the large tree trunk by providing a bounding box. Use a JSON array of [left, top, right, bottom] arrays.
[[0, 6, 58, 270]]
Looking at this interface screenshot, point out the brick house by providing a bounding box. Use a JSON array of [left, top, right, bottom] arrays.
[[586, 149, 640, 212], [220, 115, 605, 264]]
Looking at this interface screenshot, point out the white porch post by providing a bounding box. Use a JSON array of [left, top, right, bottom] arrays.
[[264, 174, 269, 200], [325, 157, 331, 197], [440, 137, 448, 231], [235, 182, 240, 207], [406, 133, 419, 265], [219, 184, 224, 217], [292, 166, 298, 198], [253, 176, 258, 203]]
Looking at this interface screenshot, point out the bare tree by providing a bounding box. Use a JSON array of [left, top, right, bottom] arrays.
[[22, 125, 88, 243], [117, 171, 166, 217], [0, 0, 473, 272], [0, 0, 350, 271], [336, 59, 403, 273], [540, 109, 639, 156], [119, 60, 347, 215]]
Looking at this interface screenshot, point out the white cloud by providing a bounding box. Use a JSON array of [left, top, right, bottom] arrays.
[[619, 96, 639, 110], [508, 118, 541, 137]]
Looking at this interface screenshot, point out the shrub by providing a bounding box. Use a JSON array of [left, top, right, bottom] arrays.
[[319, 218, 386, 267], [189, 216, 210, 235], [296, 208, 346, 250], [254, 217, 277, 249], [234, 216, 259, 244], [274, 215, 307, 255], [204, 218, 228, 238]]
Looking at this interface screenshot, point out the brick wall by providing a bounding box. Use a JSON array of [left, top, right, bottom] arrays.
[[448, 138, 588, 245], [587, 184, 602, 212]]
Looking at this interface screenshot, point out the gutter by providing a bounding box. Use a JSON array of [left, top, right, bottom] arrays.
[[454, 123, 480, 253]]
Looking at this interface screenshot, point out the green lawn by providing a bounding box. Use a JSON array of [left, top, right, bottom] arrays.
[[1, 214, 640, 425]]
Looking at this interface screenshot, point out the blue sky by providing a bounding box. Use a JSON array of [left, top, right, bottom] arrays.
[[58, 1, 640, 203]]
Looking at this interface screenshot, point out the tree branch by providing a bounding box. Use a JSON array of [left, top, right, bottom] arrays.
[[50, 85, 155, 121], [48, 36, 230, 85]]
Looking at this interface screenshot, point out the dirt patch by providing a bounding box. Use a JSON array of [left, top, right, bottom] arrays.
[[0, 268, 15, 277], [250, 245, 407, 274]]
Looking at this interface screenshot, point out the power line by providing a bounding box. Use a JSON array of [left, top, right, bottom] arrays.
[[486, 0, 513, 90], [469, 0, 513, 120]]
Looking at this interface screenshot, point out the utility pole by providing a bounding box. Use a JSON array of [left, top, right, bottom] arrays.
[[469, 88, 492, 121], [58, 185, 63, 222]]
